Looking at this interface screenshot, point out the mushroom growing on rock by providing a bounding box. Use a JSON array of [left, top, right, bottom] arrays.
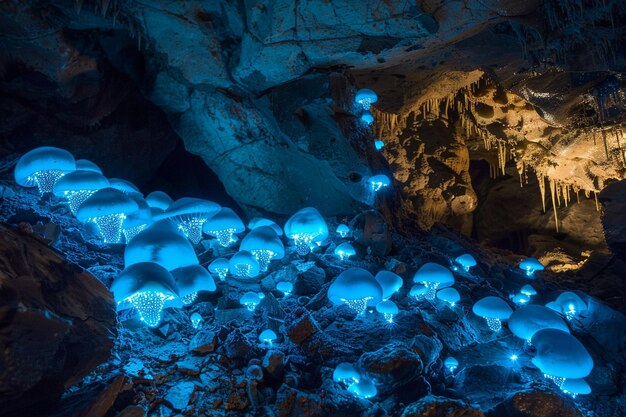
[[259, 329, 277, 345], [355, 88, 378, 110], [437, 287, 460, 307], [360, 110, 375, 125], [519, 257, 544, 277], [229, 251, 260, 279], [413, 263, 455, 300], [202, 207, 245, 247], [334, 242, 356, 261], [248, 217, 283, 235], [444, 357, 459, 373], [368, 174, 390, 192], [122, 195, 154, 243], [472, 296, 513, 332], [208, 258, 230, 281], [549, 291, 587, 320], [374, 271, 403, 301], [520, 284, 537, 298], [125, 220, 199, 271], [276, 281, 293, 296], [347, 378, 377, 399], [14, 146, 76, 195], [76, 187, 139, 244], [409, 283, 429, 300], [454, 254, 477, 272], [284, 207, 329, 256], [239, 226, 285, 271], [111, 262, 182, 328], [108, 178, 143, 197], [531, 328, 594, 388], [508, 305, 570, 342], [240, 291, 263, 311], [145, 191, 174, 212], [171, 264, 216, 305], [376, 300, 399, 323], [333, 363, 360, 384], [52, 170, 110, 215], [190, 312, 203, 329], [75, 159, 102, 174], [328, 267, 383, 315], [561, 378, 592, 398], [336, 223, 350, 238], [158, 197, 220, 244]]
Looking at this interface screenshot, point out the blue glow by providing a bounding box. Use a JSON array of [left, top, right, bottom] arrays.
[[259, 329, 277, 344], [190, 312, 203, 329], [355, 88, 378, 110], [203, 207, 244, 247], [376, 300, 398, 323], [123, 291, 174, 328], [93, 213, 126, 244], [552, 292, 587, 321], [455, 253, 477, 272], [240, 291, 262, 311], [436, 287, 460, 307], [374, 271, 403, 301], [444, 357, 458, 373], [229, 251, 260, 279], [336, 223, 350, 238], [64, 189, 97, 214], [369, 174, 390, 192], [14, 146, 76, 195], [276, 281, 293, 296], [508, 305, 569, 341], [531, 329, 594, 380], [472, 296, 512, 332], [241, 226, 284, 271], [334, 242, 356, 261], [284, 207, 329, 256], [328, 268, 383, 315], [374, 139, 384, 150], [347, 378, 377, 399], [518, 257, 544, 277], [333, 363, 360, 384], [209, 258, 229, 281], [360, 111, 374, 125]]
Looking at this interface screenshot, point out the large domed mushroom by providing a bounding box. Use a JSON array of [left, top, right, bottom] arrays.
[[52, 170, 109, 215], [14, 146, 76, 195], [328, 267, 383, 315], [76, 187, 139, 244], [157, 197, 220, 244], [284, 207, 328, 256]]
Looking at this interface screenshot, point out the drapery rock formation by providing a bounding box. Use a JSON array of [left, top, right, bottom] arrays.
[[0, 223, 116, 415]]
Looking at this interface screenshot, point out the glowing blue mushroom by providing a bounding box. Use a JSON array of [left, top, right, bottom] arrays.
[[437, 287, 460, 307], [336, 223, 350, 238], [229, 251, 260, 279], [145, 191, 174, 212], [122, 196, 154, 243], [375, 300, 399, 323], [444, 357, 458, 373], [511, 293, 530, 305], [284, 207, 329, 256], [355, 88, 378, 110], [108, 178, 142, 197], [259, 329, 277, 345], [472, 296, 513, 332], [562, 378, 591, 398], [409, 283, 428, 300], [240, 226, 285, 271], [125, 220, 198, 271], [413, 263, 455, 300], [75, 159, 102, 174], [76, 187, 139, 244], [334, 242, 356, 261], [374, 271, 403, 301], [333, 363, 360, 384], [519, 257, 544, 277], [14, 146, 76, 195], [171, 264, 216, 305], [208, 257, 230, 281], [508, 305, 570, 342], [157, 197, 220, 244], [531, 328, 593, 388], [110, 262, 182, 328], [550, 292, 587, 321], [520, 284, 537, 298], [248, 217, 283, 235], [374, 139, 384, 150], [347, 378, 377, 399], [52, 170, 109, 215], [240, 291, 263, 311], [190, 312, 203, 329], [369, 174, 390, 192], [328, 268, 383, 315], [360, 111, 374, 125], [202, 207, 245, 247], [455, 254, 477, 272], [276, 281, 293, 296]]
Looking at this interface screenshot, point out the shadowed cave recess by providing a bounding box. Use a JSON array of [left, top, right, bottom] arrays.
[[0, 1, 625, 416]]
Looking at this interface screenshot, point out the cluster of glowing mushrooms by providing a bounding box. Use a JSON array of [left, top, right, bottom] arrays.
[[11, 88, 594, 401]]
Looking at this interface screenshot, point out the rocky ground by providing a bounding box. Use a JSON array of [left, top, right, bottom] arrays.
[[1, 168, 625, 417]]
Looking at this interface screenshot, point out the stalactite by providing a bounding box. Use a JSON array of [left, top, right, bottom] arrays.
[[549, 179, 559, 232], [538, 174, 546, 213]]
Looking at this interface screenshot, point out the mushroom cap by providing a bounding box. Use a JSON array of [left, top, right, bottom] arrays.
[[203, 207, 245, 235], [208, 257, 230, 272], [76, 187, 138, 222], [276, 281, 293, 293], [284, 207, 329, 242], [347, 379, 377, 398], [108, 178, 142, 196], [328, 267, 383, 307], [554, 291, 587, 313], [437, 287, 461, 303], [444, 357, 458, 368], [190, 312, 202, 322], [75, 159, 102, 174], [455, 254, 477, 268], [14, 146, 76, 186], [374, 271, 403, 300], [239, 226, 284, 258], [122, 196, 153, 230], [520, 284, 537, 296], [334, 242, 356, 257], [375, 300, 398, 315], [472, 296, 513, 319], [562, 378, 591, 395], [519, 257, 544, 272], [409, 283, 428, 297], [413, 262, 455, 288], [355, 88, 378, 104], [171, 264, 216, 298], [511, 293, 529, 304], [110, 262, 182, 311], [508, 305, 570, 341], [52, 170, 109, 195], [374, 139, 384, 150], [259, 329, 277, 342], [145, 191, 174, 211], [361, 111, 375, 124], [369, 174, 390, 186], [248, 217, 283, 235], [158, 197, 220, 219], [333, 363, 359, 382], [240, 291, 262, 306], [531, 329, 593, 379], [124, 220, 199, 271], [336, 224, 350, 234], [229, 251, 260, 277]]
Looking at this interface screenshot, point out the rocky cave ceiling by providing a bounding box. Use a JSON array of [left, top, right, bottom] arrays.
[[0, 0, 625, 270]]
